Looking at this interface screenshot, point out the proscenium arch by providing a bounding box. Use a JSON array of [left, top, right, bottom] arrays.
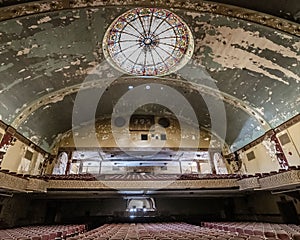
[[51, 115, 229, 153], [126, 198, 155, 210]]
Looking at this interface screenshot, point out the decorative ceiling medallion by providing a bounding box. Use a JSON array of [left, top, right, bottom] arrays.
[[103, 8, 194, 76]]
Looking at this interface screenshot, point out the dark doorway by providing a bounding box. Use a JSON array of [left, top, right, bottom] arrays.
[[277, 200, 299, 224], [45, 204, 57, 224]]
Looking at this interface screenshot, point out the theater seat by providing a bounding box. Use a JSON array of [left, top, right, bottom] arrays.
[[293, 233, 300, 240]]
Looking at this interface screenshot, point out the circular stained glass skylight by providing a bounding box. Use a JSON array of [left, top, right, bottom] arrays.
[[103, 8, 194, 76]]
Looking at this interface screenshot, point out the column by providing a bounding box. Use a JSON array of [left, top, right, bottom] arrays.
[[64, 151, 73, 175], [208, 150, 217, 174]]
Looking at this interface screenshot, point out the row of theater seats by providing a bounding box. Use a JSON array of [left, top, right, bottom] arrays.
[[2, 222, 300, 240], [67, 222, 252, 240], [36, 167, 300, 181], [202, 222, 300, 240], [0, 224, 85, 240], [37, 173, 242, 181], [67, 222, 300, 240], [98, 174, 179, 181], [1, 166, 300, 181]]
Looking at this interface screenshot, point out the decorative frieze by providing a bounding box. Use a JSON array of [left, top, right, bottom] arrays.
[[26, 178, 47, 192], [237, 177, 260, 191], [47, 180, 109, 189], [0, 172, 27, 191], [259, 170, 300, 190], [43, 178, 239, 190]]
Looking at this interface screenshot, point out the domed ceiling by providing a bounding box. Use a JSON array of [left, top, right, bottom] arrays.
[[0, 0, 299, 152]]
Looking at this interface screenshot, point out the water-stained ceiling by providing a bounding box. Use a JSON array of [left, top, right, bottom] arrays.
[[0, 0, 299, 152]]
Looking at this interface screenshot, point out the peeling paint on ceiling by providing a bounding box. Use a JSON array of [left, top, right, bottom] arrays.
[[0, 5, 299, 152]]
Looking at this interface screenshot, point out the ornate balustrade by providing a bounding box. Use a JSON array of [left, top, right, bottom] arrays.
[[1, 170, 300, 193], [258, 170, 300, 190], [46, 178, 239, 190], [237, 176, 260, 191]]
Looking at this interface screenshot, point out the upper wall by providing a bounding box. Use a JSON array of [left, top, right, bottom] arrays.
[[239, 118, 300, 173], [0, 122, 46, 173], [0, 139, 45, 174], [240, 142, 281, 174], [277, 121, 300, 167]]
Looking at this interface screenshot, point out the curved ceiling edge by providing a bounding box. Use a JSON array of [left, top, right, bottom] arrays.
[[0, 0, 299, 37], [11, 77, 271, 133]]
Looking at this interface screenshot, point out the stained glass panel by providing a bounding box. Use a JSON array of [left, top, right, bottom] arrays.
[[103, 8, 194, 76]]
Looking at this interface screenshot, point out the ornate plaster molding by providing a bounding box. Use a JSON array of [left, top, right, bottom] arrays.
[[259, 170, 300, 190], [237, 177, 260, 191], [0, 0, 298, 37]]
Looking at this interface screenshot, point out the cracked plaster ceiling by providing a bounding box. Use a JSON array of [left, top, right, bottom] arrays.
[[0, 0, 299, 152]]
